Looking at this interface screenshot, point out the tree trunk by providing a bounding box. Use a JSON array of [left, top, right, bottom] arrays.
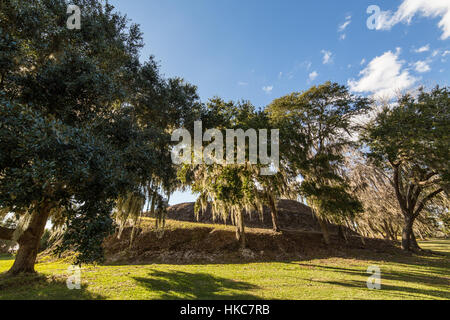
[[235, 211, 246, 249], [337, 225, 348, 243], [268, 196, 280, 232], [8, 202, 51, 275], [401, 215, 414, 251], [382, 220, 395, 241], [388, 222, 397, 241], [410, 231, 422, 251], [149, 191, 157, 217], [367, 220, 383, 238], [359, 233, 366, 246], [393, 225, 400, 241], [317, 217, 330, 245], [129, 213, 142, 249]]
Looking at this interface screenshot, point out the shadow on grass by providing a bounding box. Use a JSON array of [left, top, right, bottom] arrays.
[[0, 272, 104, 300], [133, 270, 261, 300], [298, 262, 448, 285], [0, 254, 14, 261], [420, 240, 450, 258], [295, 263, 450, 300], [313, 278, 450, 300]]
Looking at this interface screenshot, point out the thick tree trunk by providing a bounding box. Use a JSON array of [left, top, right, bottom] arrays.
[[268, 196, 280, 232], [410, 231, 422, 251], [391, 163, 443, 251], [8, 203, 51, 275], [317, 217, 330, 245], [401, 215, 414, 251]]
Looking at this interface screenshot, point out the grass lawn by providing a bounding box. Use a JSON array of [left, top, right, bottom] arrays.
[[0, 240, 449, 300]]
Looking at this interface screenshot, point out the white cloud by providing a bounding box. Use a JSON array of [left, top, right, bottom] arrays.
[[348, 49, 417, 99], [443, 50, 450, 56], [373, 0, 450, 40], [414, 60, 431, 73], [338, 16, 351, 41], [338, 19, 352, 32], [309, 71, 319, 81], [360, 58, 366, 65], [238, 81, 248, 86], [414, 44, 430, 53], [262, 86, 273, 94], [321, 50, 333, 64]]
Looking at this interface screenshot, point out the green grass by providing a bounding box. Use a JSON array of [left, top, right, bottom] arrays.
[[0, 240, 449, 300]]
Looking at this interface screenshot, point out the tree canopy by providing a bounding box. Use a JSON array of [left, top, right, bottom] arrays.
[[266, 82, 371, 243], [0, 0, 200, 273], [362, 87, 449, 251]]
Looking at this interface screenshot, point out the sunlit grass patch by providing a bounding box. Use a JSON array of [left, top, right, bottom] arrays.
[[0, 241, 449, 300]]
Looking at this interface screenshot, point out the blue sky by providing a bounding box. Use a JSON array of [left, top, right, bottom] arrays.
[[108, 0, 450, 204]]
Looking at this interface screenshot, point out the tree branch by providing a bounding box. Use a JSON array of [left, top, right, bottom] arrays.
[[419, 172, 438, 184], [391, 163, 407, 214], [0, 226, 15, 241], [413, 188, 444, 218], [408, 184, 422, 212]]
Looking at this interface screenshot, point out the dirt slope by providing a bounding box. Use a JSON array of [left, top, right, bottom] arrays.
[[103, 218, 401, 265], [165, 199, 347, 234], [101, 200, 401, 265]]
